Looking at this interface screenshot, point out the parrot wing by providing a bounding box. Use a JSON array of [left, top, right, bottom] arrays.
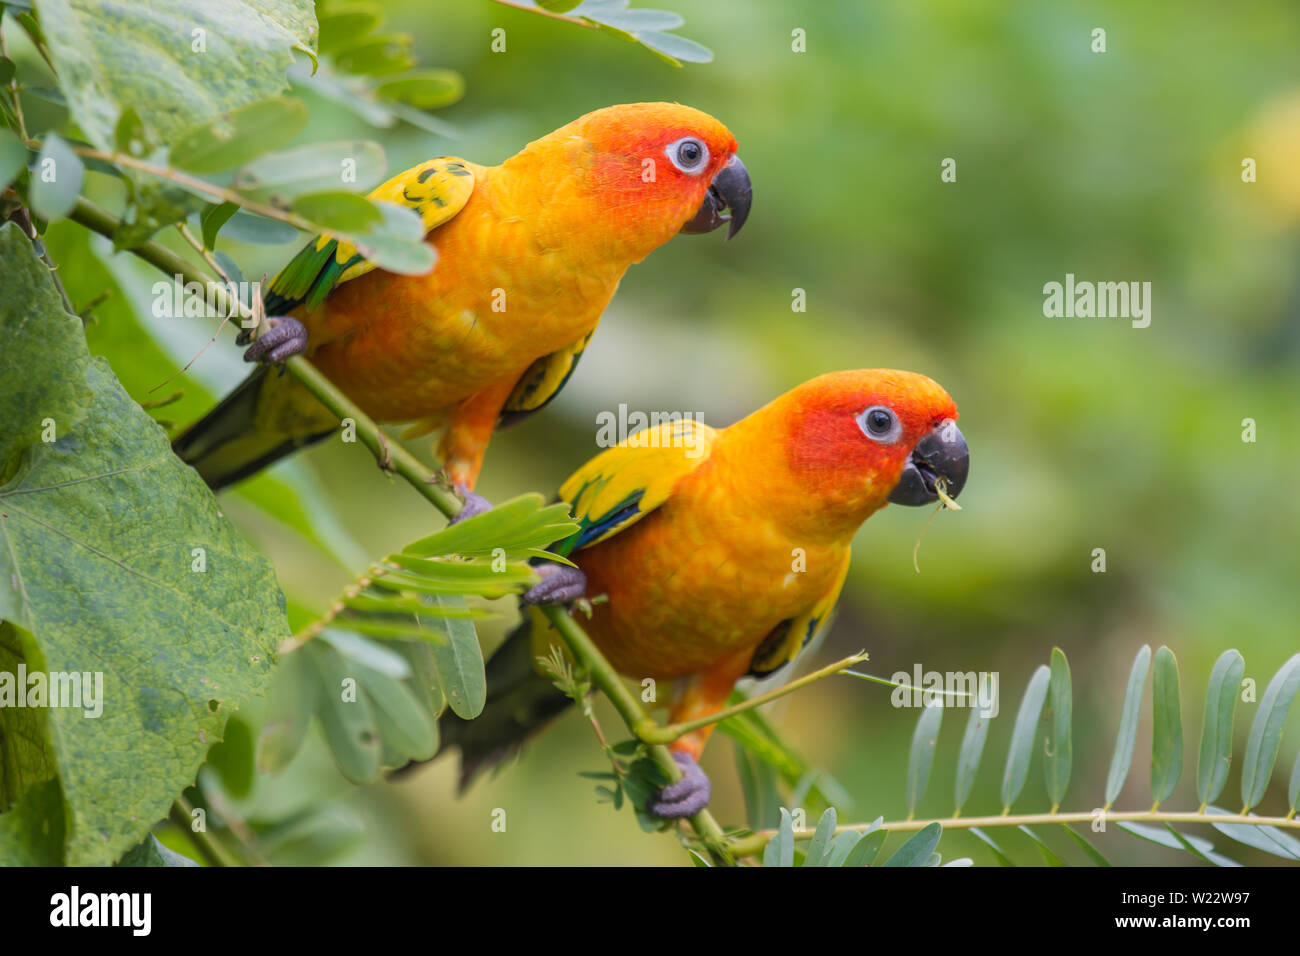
[[747, 551, 851, 676], [497, 332, 594, 429], [262, 157, 478, 316], [553, 418, 719, 555]]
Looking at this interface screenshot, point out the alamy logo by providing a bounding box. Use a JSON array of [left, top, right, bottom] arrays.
[[0, 665, 103, 718], [152, 275, 260, 324], [890, 665, 999, 718], [49, 886, 151, 936], [1042, 273, 1151, 328], [595, 405, 707, 458]]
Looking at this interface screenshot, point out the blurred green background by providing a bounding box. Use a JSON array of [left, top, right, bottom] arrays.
[[79, 0, 1300, 864]]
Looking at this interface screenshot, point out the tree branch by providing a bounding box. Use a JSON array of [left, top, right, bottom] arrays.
[[727, 808, 1300, 859]]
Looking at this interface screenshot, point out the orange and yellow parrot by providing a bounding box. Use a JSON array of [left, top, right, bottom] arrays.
[[440, 369, 970, 817], [173, 103, 751, 498]]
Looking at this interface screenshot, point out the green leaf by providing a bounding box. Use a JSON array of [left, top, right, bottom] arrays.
[[256, 647, 317, 773], [425, 594, 486, 719], [351, 201, 436, 276], [0, 127, 29, 193], [0, 56, 14, 85], [881, 822, 942, 867], [1289, 748, 1300, 816], [114, 833, 198, 867], [199, 201, 240, 249], [906, 701, 942, 817], [824, 829, 865, 867], [634, 29, 713, 64], [1116, 821, 1236, 866], [1150, 646, 1183, 808], [1017, 825, 1065, 866], [1045, 647, 1072, 809], [218, 209, 300, 245], [29, 133, 83, 221], [317, 5, 382, 55], [375, 70, 465, 110], [304, 639, 381, 783], [843, 823, 886, 866], [954, 698, 991, 814], [0, 778, 65, 865], [968, 826, 1015, 867], [0, 224, 288, 865], [113, 106, 150, 158], [1206, 806, 1300, 861], [1196, 649, 1245, 809], [537, 0, 583, 12], [803, 806, 837, 866], [332, 34, 415, 76], [354, 661, 437, 762], [319, 629, 411, 677], [205, 712, 255, 798], [37, 0, 318, 242], [1061, 824, 1112, 866], [291, 190, 384, 232], [1239, 653, 1300, 811], [169, 98, 310, 175], [1105, 644, 1152, 808], [1161, 823, 1237, 868], [1000, 664, 1050, 812], [762, 807, 794, 867], [232, 140, 387, 202]]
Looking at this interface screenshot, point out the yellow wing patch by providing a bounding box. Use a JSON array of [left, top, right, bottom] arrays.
[[498, 332, 593, 428], [748, 552, 851, 676], [555, 418, 718, 555], [318, 157, 477, 283]]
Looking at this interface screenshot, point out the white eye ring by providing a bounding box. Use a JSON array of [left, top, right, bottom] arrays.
[[857, 405, 901, 443], [665, 137, 709, 174]]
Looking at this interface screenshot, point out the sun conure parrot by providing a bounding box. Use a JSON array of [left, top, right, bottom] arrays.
[[438, 369, 970, 817], [172, 103, 751, 499]]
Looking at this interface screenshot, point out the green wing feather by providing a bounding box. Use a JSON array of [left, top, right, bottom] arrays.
[[551, 419, 718, 556], [261, 157, 477, 316]]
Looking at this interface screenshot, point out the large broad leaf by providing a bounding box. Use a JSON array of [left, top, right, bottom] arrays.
[[0, 223, 290, 865], [34, 0, 318, 244]]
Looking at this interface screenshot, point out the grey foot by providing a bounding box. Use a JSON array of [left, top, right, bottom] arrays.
[[242, 315, 308, 364], [449, 483, 492, 524], [521, 563, 587, 606], [646, 751, 712, 819]]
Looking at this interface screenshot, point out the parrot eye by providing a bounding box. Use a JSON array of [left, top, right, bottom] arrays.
[[857, 406, 901, 443], [666, 137, 709, 174]]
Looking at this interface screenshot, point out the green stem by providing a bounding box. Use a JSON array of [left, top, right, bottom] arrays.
[[168, 797, 240, 867], [727, 808, 1300, 858], [638, 651, 868, 744], [541, 606, 734, 863]]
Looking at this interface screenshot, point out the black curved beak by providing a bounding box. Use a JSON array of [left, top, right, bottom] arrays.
[[888, 419, 970, 507], [680, 155, 751, 240]]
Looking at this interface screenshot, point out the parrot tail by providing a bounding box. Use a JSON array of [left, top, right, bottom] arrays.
[[436, 615, 573, 792], [172, 366, 334, 491]]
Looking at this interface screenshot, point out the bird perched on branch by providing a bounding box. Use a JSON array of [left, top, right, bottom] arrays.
[[440, 369, 970, 818], [173, 103, 751, 499]]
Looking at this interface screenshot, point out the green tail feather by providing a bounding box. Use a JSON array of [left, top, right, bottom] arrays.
[[171, 366, 332, 490], [436, 618, 573, 792]]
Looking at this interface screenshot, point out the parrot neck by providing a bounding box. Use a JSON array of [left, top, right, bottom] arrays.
[[710, 413, 888, 546], [493, 145, 691, 268]]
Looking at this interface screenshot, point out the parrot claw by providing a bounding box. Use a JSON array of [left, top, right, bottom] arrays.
[[449, 483, 493, 524], [646, 751, 712, 819], [241, 315, 308, 364], [520, 563, 587, 606]]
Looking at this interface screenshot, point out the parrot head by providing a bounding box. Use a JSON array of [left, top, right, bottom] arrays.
[[538, 102, 751, 256], [772, 369, 970, 528]]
